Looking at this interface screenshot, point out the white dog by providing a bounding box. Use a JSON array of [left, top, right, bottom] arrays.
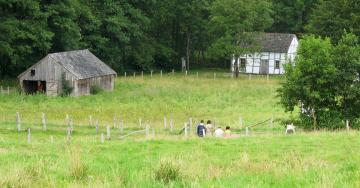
[[285, 123, 295, 135]]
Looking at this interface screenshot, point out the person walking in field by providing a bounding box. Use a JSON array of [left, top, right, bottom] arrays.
[[225, 126, 232, 137], [214, 127, 224, 137], [205, 120, 213, 136], [197, 120, 206, 137]]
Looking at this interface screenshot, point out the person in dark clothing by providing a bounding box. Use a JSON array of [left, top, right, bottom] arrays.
[[197, 120, 206, 137]]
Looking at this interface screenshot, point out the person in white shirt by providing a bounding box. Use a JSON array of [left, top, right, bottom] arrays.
[[214, 127, 224, 137]]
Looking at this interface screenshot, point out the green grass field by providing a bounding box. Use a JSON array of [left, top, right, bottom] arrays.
[[1, 72, 359, 187]]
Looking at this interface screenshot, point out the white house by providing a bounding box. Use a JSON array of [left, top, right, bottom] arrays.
[[231, 33, 298, 75]]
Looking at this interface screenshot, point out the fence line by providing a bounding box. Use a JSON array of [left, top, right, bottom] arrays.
[[121, 70, 278, 80]]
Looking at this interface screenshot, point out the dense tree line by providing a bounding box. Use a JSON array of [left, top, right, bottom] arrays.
[[0, 0, 359, 78]]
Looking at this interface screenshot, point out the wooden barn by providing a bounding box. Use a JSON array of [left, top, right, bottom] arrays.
[[231, 33, 298, 75], [18, 49, 117, 96]]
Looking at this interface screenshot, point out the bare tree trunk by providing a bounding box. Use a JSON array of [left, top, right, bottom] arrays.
[[234, 57, 239, 78], [186, 31, 191, 71], [311, 108, 317, 130], [201, 50, 205, 64]]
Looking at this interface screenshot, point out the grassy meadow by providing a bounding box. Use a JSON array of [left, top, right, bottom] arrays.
[[1, 71, 360, 187]]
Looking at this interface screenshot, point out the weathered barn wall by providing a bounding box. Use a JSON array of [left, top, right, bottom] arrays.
[[18, 50, 117, 96], [73, 75, 115, 97], [18, 56, 78, 96]]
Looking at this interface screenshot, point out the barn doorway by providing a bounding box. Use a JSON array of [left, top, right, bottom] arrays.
[[260, 60, 269, 74], [23, 80, 46, 94]]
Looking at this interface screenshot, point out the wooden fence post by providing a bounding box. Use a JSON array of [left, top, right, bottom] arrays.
[[185, 70, 188, 77], [184, 123, 188, 137], [67, 127, 71, 143], [214, 73, 216, 80], [69, 118, 73, 134], [160, 70, 163, 78], [66, 114, 70, 126], [101, 133, 104, 143], [95, 120, 99, 134], [270, 116, 274, 128], [239, 116, 243, 129], [27, 128, 31, 144], [113, 115, 117, 129], [245, 127, 249, 136], [141, 71, 144, 78], [133, 72, 136, 78], [145, 124, 149, 139], [196, 72, 199, 79], [346, 120, 350, 131], [189, 118, 193, 134], [163, 116, 167, 129], [170, 118, 173, 132], [151, 70, 153, 78], [139, 118, 142, 128], [42, 112, 46, 131], [16, 112, 21, 132], [125, 72, 127, 79], [89, 115, 93, 127], [120, 120, 124, 135], [106, 125, 111, 140], [172, 69, 174, 75]]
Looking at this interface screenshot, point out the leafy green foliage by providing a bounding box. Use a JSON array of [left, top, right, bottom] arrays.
[[60, 73, 73, 97], [279, 33, 360, 129], [208, 0, 273, 58], [306, 0, 360, 42], [279, 35, 337, 129], [90, 85, 103, 95], [269, 0, 318, 33]]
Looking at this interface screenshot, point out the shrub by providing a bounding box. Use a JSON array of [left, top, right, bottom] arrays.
[[60, 73, 73, 97], [154, 161, 182, 183], [90, 85, 103, 95]]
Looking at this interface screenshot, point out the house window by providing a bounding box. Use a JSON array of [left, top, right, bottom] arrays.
[[31, 69, 35, 76], [240, 59, 246, 68], [275, 60, 280, 69]]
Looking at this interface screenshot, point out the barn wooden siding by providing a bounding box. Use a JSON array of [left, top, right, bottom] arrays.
[[74, 75, 115, 96], [18, 56, 78, 96], [18, 50, 117, 97]]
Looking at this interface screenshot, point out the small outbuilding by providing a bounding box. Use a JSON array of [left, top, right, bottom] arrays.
[[18, 49, 117, 96], [231, 33, 298, 75]]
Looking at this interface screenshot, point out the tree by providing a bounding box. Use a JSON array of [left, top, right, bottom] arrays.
[[278, 35, 337, 129], [269, 0, 318, 33], [208, 0, 273, 77], [0, 0, 53, 77], [44, 0, 82, 52], [306, 0, 360, 42], [332, 33, 360, 127]]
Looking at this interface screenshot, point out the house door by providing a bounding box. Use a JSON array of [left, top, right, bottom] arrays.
[[260, 60, 269, 74]]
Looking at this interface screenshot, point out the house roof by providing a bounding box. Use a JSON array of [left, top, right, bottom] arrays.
[[48, 49, 117, 79], [243, 33, 297, 53]]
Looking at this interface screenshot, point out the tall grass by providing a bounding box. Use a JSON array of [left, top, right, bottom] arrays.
[[0, 73, 288, 131], [2, 72, 358, 187]]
